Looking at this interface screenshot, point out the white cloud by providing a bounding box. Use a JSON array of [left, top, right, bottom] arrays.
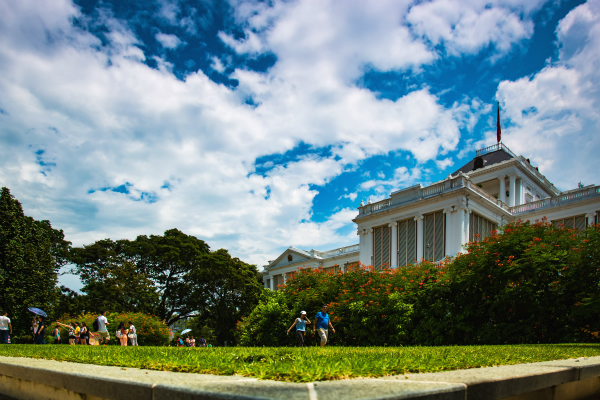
[[0, 0, 548, 277], [360, 166, 422, 194], [407, 0, 546, 60], [435, 158, 454, 169], [155, 32, 185, 49], [496, 0, 600, 190], [210, 55, 226, 73], [338, 192, 358, 201]]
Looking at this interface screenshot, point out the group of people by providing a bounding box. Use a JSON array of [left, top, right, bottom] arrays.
[[287, 304, 336, 347], [0, 309, 140, 346], [56, 310, 138, 346], [177, 335, 208, 347]]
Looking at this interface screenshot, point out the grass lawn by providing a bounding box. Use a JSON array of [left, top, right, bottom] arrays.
[[0, 344, 599, 382]]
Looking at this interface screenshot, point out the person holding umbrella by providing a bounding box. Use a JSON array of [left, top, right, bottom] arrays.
[[34, 316, 46, 344], [28, 308, 48, 344], [0, 311, 12, 344]]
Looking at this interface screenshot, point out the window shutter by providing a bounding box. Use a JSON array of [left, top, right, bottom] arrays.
[[398, 220, 407, 267], [434, 211, 444, 261]]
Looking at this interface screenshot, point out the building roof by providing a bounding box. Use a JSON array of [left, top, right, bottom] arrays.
[[452, 147, 514, 176]]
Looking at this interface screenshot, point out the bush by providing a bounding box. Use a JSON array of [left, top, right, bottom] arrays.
[[56, 311, 170, 346], [237, 264, 422, 346], [412, 219, 600, 345], [239, 220, 600, 346]]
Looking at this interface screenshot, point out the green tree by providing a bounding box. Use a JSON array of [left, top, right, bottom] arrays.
[[188, 249, 263, 345], [70, 239, 159, 314], [0, 187, 71, 335], [130, 229, 210, 325]]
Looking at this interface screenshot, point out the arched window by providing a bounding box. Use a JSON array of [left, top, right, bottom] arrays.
[[287, 254, 293, 262]]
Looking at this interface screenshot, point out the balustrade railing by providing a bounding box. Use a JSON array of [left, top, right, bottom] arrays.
[[475, 142, 516, 158], [371, 200, 392, 212], [422, 182, 445, 197], [510, 186, 600, 214], [358, 176, 598, 218], [319, 244, 360, 258], [470, 182, 510, 211]]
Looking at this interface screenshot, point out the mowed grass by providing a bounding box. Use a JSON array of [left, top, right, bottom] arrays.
[[0, 344, 599, 382]]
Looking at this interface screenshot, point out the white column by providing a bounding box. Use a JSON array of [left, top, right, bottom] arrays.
[[389, 222, 398, 268], [359, 229, 373, 267], [586, 212, 596, 226], [499, 176, 506, 204], [443, 209, 453, 257], [516, 179, 523, 206], [456, 207, 466, 254], [269, 276, 274, 291], [508, 174, 517, 207], [415, 215, 424, 263]]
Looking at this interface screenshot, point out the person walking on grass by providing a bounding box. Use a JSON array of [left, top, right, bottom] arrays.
[[312, 304, 335, 347], [31, 317, 38, 340], [56, 321, 78, 345], [0, 311, 12, 344], [96, 311, 110, 345], [128, 321, 138, 346], [52, 325, 61, 344], [116, 322, 128, 346], [34, 316, 46, 344], [287, 311, 311, 347], [79, 322, 89, 345]]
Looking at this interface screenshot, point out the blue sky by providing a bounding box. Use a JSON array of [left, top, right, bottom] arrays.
[[1, 0, 599, 291]]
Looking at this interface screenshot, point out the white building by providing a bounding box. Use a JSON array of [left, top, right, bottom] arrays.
[[262, 143, 600, 289]]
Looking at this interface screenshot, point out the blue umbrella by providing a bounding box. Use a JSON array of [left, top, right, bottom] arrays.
[[28, 307, 47, 318], [181, 329, 192, 335]]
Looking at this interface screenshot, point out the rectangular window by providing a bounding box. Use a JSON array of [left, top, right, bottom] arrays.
[[469, 213, 498, 242], [552, 215, 586, 231], [424, 211, 445, 261], [373, 225, 391, 269], [397, 218, 417, 266]]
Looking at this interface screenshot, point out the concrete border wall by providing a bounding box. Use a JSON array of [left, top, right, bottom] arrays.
[[0, 355, 599, 400]]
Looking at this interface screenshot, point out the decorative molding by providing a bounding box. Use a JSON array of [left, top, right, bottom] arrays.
[[414, 214, 424, 221], [388, 221, 398, 227]]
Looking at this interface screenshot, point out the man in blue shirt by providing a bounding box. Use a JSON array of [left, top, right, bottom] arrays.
[[313, 305, 335, 347]]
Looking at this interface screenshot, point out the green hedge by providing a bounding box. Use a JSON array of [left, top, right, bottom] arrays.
[[55, 311, 170, 345], [238, 220, 600, 346]]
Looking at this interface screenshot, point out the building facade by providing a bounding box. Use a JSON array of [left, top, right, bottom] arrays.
[[262, 144, 600, 288]]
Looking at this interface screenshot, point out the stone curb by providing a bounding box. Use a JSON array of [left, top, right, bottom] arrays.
[[0, 355, 599, 400]]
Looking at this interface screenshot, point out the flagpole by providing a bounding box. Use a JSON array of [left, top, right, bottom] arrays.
[[497, 101, 501, 144]]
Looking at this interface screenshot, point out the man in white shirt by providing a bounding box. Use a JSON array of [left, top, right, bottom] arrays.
[[0, 311, 12, 344], [97, 310, 110, 345]]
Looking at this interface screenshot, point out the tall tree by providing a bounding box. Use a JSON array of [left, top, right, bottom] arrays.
[[70, 239, 158, 314], [72, 229, 211, 325], [189, 249, 263, 345], [0, 187, 71, 335]]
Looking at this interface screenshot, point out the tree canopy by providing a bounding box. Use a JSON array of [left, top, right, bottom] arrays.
[[0, 187, 71, 336], [70, 229, 263, 342]]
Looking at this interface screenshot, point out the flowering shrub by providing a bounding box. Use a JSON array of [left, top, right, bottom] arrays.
[[56, 311, 170, 346], [412, 219, 600, 345], [238, 220, 600, 346]]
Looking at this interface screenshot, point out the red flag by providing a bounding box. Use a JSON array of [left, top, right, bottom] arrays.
[[496, 102, 501, 143]]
